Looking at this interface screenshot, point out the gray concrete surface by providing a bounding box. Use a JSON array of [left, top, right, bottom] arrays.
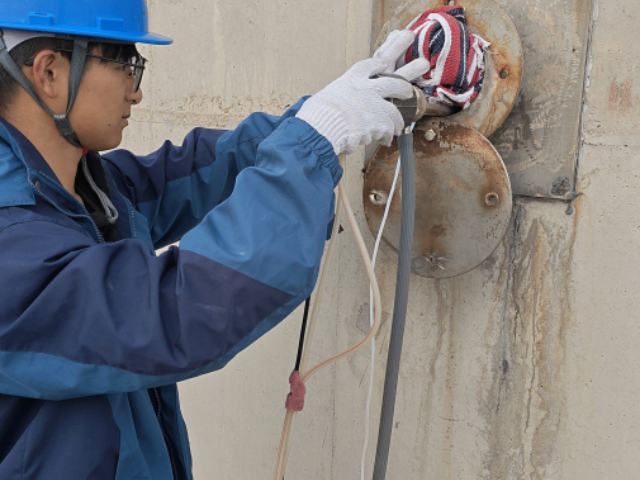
[[120, 0, 640, 478]]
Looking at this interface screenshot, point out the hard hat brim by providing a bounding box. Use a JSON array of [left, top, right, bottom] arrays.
[[0, 23, 173, 45]]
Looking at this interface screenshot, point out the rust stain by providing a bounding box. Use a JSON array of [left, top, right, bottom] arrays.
[[416, 121, 510, 215], [571, 191, 584, 230], [608, 78, 633, 114], [467, 16, 522, 134], [430, 224, 447, 237], [480, 200, 578, 479]]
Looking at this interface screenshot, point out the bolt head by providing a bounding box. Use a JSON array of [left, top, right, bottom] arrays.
[[484, 192, 500, 207], [424, 129, 437, 142], [369, 190, 388, 206]]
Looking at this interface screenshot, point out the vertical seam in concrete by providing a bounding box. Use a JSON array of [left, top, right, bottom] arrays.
[[481, 200, 524, 480], [525, 301, 537, 433], [495, 200, 523, 415], [523, 269, 539, 479], [369, 0, 381, 54], [366, 0, 375, 56], [571, 0, 599, 214]]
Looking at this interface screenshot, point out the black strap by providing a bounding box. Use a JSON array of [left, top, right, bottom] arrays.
[[75, 154, 120, 242], [0, 31, 87, 147], [294, 297, 312, 371]]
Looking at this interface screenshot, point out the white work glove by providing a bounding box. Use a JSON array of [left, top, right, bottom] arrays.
[[296, 30, 430, 156]]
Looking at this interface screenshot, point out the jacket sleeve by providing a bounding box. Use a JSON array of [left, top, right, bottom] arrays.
[[0, 115, 342, 401], [102, 98, 308, 249]]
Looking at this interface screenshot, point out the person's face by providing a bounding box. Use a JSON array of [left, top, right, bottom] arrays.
[[69, 50, 144, 151]]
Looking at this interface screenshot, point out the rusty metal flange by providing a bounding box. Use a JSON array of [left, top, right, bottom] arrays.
[[363, 120, 512, 278], [377, 0, 523, 137]]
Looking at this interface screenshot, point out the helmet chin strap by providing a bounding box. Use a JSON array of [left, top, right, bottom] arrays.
[[0, 34, 87, 148]]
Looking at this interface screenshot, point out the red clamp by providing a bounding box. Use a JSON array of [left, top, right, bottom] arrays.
[[285, 370, 306, 412]]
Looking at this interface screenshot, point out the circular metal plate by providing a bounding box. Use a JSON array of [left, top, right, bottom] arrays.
[[377, 0, 523, 137], [363, 120, 512, 278]]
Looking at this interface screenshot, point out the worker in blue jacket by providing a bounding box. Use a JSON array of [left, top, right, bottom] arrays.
[[0, 1, 428, 479]]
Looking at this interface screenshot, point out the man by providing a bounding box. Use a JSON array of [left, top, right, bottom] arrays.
[[0, 1, 427, 478]]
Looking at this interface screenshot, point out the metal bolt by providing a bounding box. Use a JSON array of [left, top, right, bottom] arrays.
[[369, 190, 388, 206], [425, 251, 452, 271], [424, 129, 437, 142], [485, 192, 500, 207], [551, 177, 571, 197]]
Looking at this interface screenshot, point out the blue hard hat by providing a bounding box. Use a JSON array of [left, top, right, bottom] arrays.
[[0, 0, 172, 45]]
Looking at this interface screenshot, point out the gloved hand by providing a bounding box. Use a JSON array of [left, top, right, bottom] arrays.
[[296, 29, 430, 155]]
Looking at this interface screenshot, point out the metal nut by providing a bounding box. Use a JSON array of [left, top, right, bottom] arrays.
[[369, 190, 388, 206], [485, 192, 500, 207], [551, 177, 571, 196]]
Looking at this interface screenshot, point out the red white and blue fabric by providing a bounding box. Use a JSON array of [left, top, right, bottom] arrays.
[[398, 6, 490, 109]]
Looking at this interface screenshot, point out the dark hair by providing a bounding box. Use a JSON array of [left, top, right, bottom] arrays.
[[0, 37, 140, 114], [96, 42, 140, 65]]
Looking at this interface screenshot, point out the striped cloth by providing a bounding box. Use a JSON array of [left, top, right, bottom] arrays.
[[397, 6, 490, 109]]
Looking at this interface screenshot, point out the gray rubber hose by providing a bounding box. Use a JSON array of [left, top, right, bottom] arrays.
[[371, 130, 415, 480]]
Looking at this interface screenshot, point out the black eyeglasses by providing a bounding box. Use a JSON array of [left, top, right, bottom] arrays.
[[25, 49, 147, 93]]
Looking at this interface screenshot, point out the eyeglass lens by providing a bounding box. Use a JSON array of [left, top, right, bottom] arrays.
[[132, 58, 146, 93]]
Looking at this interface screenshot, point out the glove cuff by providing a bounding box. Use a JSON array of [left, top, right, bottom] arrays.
[[296, 97, 353, 155]]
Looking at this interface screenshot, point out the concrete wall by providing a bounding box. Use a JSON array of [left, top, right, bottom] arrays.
[[121, 0, 640, 478]]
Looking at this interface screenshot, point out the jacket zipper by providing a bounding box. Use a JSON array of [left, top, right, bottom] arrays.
[[151, 387, 181, 480], [32, 182, 105, 243], [32, 168, 181, 477]]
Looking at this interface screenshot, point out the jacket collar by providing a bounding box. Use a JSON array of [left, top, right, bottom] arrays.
[[0, 117, 72, 208]]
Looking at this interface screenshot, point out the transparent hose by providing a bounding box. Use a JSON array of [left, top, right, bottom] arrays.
[[274, 155, 383, 480]]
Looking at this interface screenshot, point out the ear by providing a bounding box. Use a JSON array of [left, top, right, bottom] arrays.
[[26, 50, 68, 101]]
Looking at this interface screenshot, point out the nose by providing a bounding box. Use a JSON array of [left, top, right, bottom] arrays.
[[127, 87, 143, 105]]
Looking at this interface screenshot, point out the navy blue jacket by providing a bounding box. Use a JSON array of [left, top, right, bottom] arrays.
[[0, 98, 342, 479]]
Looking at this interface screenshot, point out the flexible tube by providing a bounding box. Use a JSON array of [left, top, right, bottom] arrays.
[[300, 182, 382, 380], [371, 131, 415, 480], [274, 187, 342, 480], [362, 155, 401, 480], [274, 155, 383, 480]]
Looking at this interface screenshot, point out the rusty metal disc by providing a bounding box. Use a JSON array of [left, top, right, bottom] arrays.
[[376, 0, 523, 137], [363, 120, 512, 278]]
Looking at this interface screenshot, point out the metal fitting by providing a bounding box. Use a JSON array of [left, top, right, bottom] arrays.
[[369, 190, 388, 206], [424, 129, 437, 142], [425, 251, 452, 271], [484, 192, 500, 207]]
